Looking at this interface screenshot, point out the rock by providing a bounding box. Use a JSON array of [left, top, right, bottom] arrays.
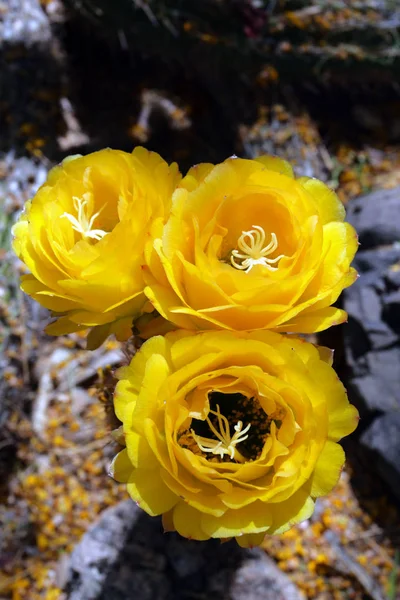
[[64, 500, 305, 600], [1, 153, 48, 213], [343, 188, 400, 500], [0, 0, 52, 47], [64, 501, 142, 600], [0, 0, 64, 157], [346, 186, 400, 250], [343, 248, 400, 417], [69, 388, 93, 417], [230, 551, 305, 600], [360, 413, 400, 501]]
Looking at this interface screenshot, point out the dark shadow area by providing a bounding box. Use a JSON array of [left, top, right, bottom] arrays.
[[55, 14, 258, 170], [296, 83, 400, 151], [65, 501, 254, 600], [343, 436, 400, 553], [319, 246, 400, 553], [0, 41, 66, 158], [102, 517, 244, 600]]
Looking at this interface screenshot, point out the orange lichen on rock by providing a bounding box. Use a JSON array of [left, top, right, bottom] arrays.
[[0, 356, 128, 598]]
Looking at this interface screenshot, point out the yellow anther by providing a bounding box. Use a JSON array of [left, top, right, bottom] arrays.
[[61, 194, 108, 241], [191, 404, 250, 462], [231, 225, 284, 273]]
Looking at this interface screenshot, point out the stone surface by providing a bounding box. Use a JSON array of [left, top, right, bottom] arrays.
[[230, 554, 304, 600], [0, 0, 52, 46], [343, 187, 400, 501], [360, 413, 400, 501], [64, 501, 141, 600], [346, 186, 400, 250], [64, 500, 305, 600], [344, 247, 400, 417], [0, 0, 65, 158]]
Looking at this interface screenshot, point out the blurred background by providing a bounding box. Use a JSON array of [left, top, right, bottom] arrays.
[[1, 1, 400, 598]]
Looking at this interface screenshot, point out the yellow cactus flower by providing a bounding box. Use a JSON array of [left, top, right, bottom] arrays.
[[12, 148, 181, 348], [142, 155, 358, 335], [110, 330, 358, 546]]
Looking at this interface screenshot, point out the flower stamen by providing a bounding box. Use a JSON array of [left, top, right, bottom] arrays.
[[61, 194, 108, 241], [191, 404, 251, 462], [231, 225, 285, 273]]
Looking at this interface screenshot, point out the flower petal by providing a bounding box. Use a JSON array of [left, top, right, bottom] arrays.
[[201, 501, 272, 538], [310, 441, 345, 497], [172, 502, 210, 541], [255, 155, 294, 178], [127, 468, 178, 516], [108, 448, 134, 483], [299, 177, 345, 224]]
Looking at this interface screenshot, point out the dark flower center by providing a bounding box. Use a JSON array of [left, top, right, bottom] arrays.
[[181, 391, 282, 463]]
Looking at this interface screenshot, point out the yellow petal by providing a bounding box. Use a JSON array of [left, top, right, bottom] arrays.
[[172, 501, 210, 540], [180, 163, 215, 191], [144, 284, 196, 330], [127, 468, 178, 516], [124, 431, 158, 470], [328, 403, 359, 442], [279, 307, 347, 333], [299, 177, 345, 224], [113, 378, 137, 423], [45, 316, 87, 336], [20, 276, 77, 311], [131, 353, 170, 427], [269, 487, 314, 534], [255, 155, 294, 178], [310, 441, 345, 497], [306, 359, 359, 441], [108, 448, 134, 483], [115, 335, 171, 405], [236, 531, 266, 548], [12, 147, 181, 347], [201, 501, 272, 538], [161, 469, 227, 516]]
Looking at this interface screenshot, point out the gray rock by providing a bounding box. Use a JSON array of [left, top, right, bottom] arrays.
[[343, 248, 400, 417], [0, 0, 52, 47], [64, 501, 142, 600], [64, 500, 305, 600], [346, 186, 400, 250], [360, 413, 400, 501], [343, 189, 400, 501], [230, 551, 304, 600]]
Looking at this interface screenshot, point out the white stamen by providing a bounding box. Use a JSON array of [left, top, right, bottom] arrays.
[[61, 194, 108, 241], [191, 404, 250, 462], [230, 225, 285, 273]]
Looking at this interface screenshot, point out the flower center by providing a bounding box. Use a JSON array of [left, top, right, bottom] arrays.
[[230, 225, 285, 274], [179, 392, 283, 463], [191, 404, 251, 463], [61, 194, 108, 241]]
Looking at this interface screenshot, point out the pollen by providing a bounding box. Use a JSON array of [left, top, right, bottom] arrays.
[[61, 194, 108, 241], [230, 225, 285, 273], [191, 404, 251, 463]]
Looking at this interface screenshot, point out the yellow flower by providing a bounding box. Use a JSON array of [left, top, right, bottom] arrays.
[[110, 330, 358, 546], [12, 148, 181, 348], [142, 156, 358, 335]]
